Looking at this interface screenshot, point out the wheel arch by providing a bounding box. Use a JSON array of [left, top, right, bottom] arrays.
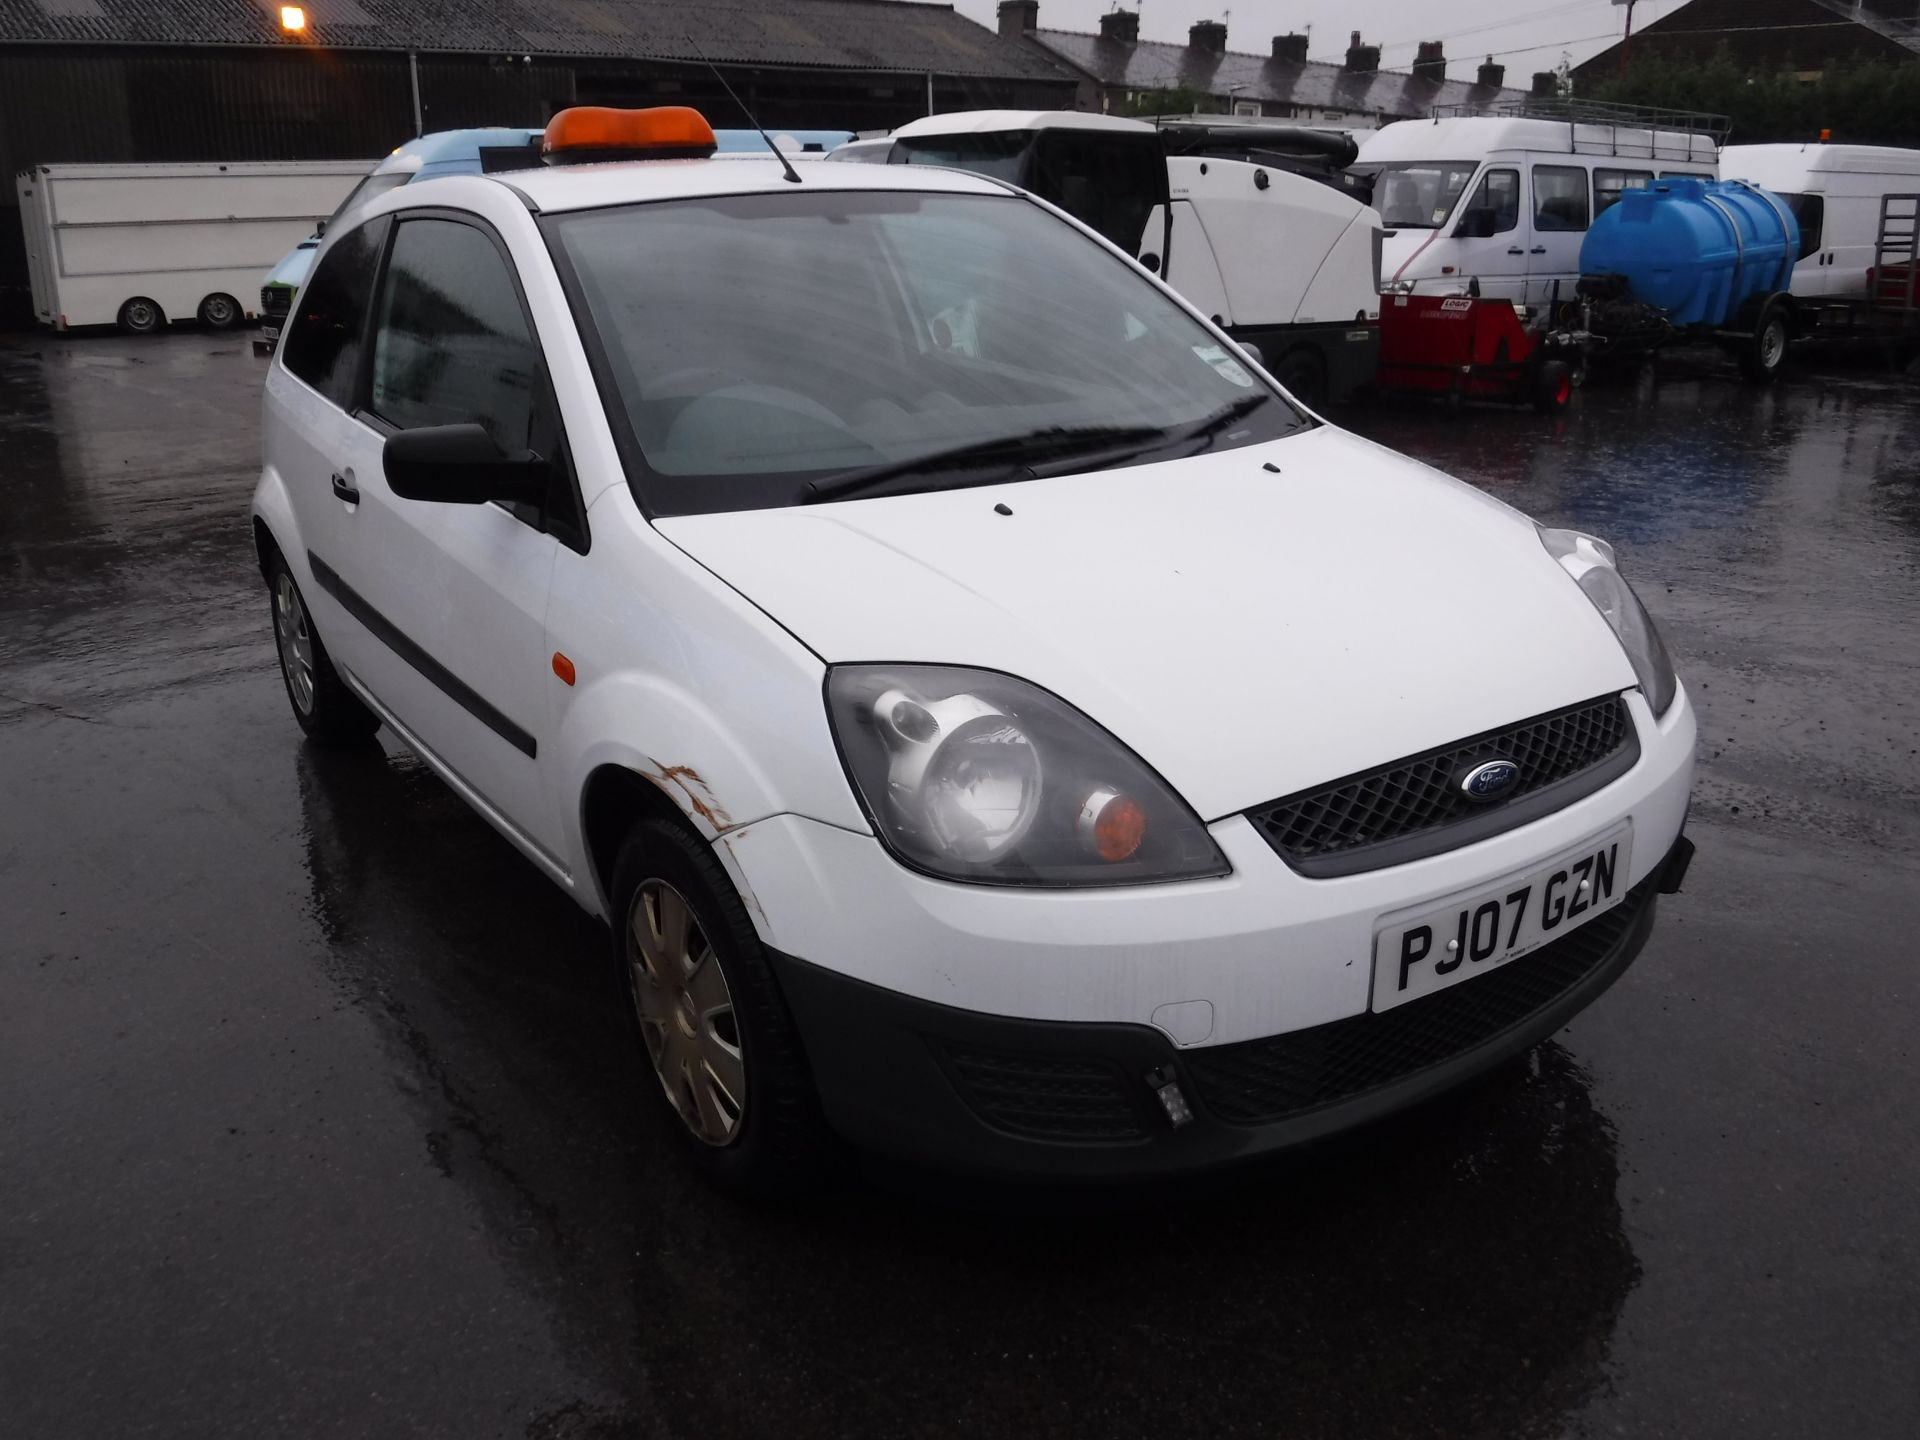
[[581, 764, 708, 918]]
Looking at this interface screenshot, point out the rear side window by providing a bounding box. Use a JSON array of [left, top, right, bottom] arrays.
[[367, 217, 540, 451], [281, 216, 388, 407], [1594, 168, 1652, 215], [1533, 166, 1590, 232]]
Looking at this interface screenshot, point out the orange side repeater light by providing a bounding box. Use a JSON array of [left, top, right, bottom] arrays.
[[552, 652, 577, 686], [542, 106, 718, 164]]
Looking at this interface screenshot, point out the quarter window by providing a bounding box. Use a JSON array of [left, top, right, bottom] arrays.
[[1532, 166, 1591, 232], [1594, 168, 1652, 215], [281, 215, 388, 407], [368, 217, 540, 451]]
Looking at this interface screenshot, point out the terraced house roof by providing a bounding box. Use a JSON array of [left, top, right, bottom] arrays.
[[1031, 28, 1528, 120], [0, 0, 1070, 78]]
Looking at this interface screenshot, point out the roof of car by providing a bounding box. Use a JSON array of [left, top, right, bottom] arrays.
[[469, 155, 1015, 213], [891, 110, 1153, 139]]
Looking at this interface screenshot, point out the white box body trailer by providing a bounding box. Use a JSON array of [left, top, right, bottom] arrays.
[[15, 160, 369, 333]]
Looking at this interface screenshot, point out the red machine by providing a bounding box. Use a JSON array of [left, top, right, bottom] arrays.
[[1374, 292, 1581, 412]]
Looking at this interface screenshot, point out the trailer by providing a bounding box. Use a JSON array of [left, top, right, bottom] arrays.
[[16, 160, 368, 334], [1375, 292, 1582, 413]]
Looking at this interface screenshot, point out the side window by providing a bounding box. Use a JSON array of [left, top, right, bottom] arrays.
[[1595, 168, 1652, 216], [281, 215, 389, 407], [1533, 165, 1591, 232], [369, 217, 540, 451], [1459, 168, 1520, 234], [1786, 194, 1824, 260], [369, 217, 585, 549]]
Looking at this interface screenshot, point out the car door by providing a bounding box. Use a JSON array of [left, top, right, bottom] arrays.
[[1527, 163, 1591, 309], [318, 211, 575, 865], [1445, 165, 1525, 302], [273, 213, 391, 683]]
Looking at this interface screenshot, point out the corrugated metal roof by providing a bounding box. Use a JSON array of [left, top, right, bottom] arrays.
[[0, 0, 1071, 78], [1031, 30, 1530, 119]]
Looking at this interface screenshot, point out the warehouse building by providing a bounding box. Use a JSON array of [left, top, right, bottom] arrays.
[[0, 0, 1077, 325]]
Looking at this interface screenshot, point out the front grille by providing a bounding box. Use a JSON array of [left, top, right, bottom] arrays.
[[944, 1044, 1147, 1142], [1247, 694, 1634, 875], [1183, 877, 1653, 1125], [259, 286, 291, 317]]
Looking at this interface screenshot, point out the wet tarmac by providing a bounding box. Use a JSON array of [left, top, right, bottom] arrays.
[[2, 333, 1916, 1439]]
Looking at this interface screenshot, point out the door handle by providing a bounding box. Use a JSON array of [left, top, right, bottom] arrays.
[[330, 473, 359, 505], [1529, 246, 1547, 255], [1507, 246, 1525, 255]]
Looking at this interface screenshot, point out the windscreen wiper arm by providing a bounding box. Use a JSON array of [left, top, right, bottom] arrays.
[[801, 423, 1164, 504]]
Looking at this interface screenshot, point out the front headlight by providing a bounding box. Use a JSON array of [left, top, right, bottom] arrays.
[[1538, 527, 1679, 716], [825, 665, 1230, 887]]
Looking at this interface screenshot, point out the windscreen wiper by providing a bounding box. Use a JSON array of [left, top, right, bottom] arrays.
[[1167, 392, 1273, 450], [801, 423, 1164, 504]]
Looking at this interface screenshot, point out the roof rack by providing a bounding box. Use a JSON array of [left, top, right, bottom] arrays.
[[1431, 97, 1732, 149]]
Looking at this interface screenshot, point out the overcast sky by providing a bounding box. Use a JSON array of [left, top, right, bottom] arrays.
[[947, 0, 1685, 85]]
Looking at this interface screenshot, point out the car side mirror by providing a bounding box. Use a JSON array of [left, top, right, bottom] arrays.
[[1455, 208, 1497, 239], [383, 423, 549, 506]]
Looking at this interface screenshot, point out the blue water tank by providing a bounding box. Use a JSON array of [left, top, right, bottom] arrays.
[[1579, 178, 1799, 329]]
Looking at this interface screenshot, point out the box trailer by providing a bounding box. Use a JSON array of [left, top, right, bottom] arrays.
[[15, 160, 369, 334]]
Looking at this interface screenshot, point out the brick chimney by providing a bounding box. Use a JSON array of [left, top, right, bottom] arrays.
[[1477, 55, 1505, 89], [1531, 70, 1558, 98], [997, 0, 1038, 39], [1413, 41, 1446, 83], [1099, 10, 1139, 44], [1189, 19, 1228, 53], [1272, 34, 1308, 64], [1345, 31, 1381, 73]]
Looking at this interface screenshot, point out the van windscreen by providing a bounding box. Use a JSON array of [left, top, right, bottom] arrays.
[[1370, 161, 1478, 230]]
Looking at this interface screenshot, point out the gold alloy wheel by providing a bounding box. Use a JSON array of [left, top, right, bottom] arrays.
[[273, 572, 316, 715], [627, 878, 746, 1145]]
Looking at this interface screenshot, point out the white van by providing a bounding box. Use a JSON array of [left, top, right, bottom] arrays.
[[836, 112, 1383, 405], [1719, 144, 1920, 300], [1356, 116, 1718, 308]]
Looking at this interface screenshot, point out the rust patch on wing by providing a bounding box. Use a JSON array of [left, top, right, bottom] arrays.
[[645, 760, 735, 833]]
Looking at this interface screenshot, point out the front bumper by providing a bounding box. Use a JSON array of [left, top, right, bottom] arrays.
[[770, 835, 1687, 1179]]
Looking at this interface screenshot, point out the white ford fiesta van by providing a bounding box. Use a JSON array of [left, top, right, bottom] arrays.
[[253, 106, 1697, 1190]]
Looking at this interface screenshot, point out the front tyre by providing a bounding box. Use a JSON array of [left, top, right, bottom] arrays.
[[266, 553, 379, 745], [612, 817, 828, 1193]]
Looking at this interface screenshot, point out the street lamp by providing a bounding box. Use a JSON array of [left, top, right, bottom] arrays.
[[279, 5, 306, 32]]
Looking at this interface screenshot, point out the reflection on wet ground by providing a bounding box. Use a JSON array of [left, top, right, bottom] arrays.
[[2, 335, 1916, 1439]]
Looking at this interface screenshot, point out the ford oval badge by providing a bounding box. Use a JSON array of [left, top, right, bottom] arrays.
[[1459, 758, 1521, 803]]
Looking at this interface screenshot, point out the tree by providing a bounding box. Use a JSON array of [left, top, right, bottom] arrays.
[[1584, 48, 1920, 146]]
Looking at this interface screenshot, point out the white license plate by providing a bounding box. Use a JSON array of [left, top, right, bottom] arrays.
[[1371, 826, 1632, 1013]]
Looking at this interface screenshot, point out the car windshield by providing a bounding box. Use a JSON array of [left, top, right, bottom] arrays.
[[1370, 161, 1479, 229], [549, 189, 1309, 515]]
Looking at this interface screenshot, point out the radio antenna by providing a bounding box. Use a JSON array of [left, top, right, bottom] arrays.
[[685, 34, 803, 184]]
